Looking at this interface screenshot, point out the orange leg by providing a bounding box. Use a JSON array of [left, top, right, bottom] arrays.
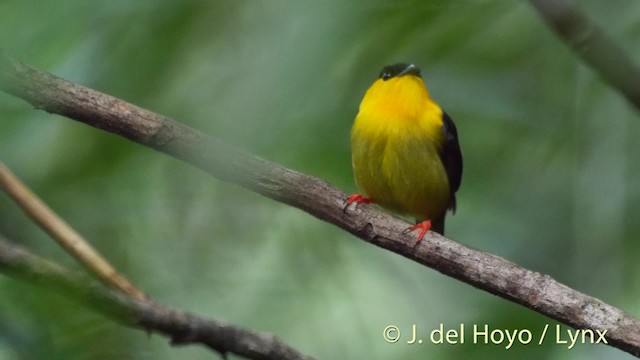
[[403, 219, 432, 244], [346, 194, 373, 205], [344, 194, 373, 212]]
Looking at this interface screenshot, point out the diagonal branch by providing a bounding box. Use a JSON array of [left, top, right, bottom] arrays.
[[0, 234, 315, 360], [0, 161, 147, 301], [1, 52, 639, 356], [528, 0, 640, 111]]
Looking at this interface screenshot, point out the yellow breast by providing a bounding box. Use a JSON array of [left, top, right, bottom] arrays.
[[350, 76, 451, 219]]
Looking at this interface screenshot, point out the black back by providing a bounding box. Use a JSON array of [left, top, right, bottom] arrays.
[[440, 111, 463, 212]]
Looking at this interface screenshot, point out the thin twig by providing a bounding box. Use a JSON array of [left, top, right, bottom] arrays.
[[0, 161, 147, 301], [528, 0, 640, 111], [0, 53, 639, 356], [0, 234, 314, 360]]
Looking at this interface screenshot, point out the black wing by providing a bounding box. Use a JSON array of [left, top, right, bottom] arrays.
[[440, 111, 463, 212]]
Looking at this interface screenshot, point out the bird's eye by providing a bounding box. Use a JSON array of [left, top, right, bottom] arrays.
[[381, 72, 392, 81]]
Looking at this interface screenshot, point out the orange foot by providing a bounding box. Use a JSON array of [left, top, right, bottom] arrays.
[[403, 219, 432, 244], [344, 194, 373, 212]]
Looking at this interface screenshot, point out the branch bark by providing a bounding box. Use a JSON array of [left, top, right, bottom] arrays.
[[1, 53, 639, 356], [528, 0, 640, 111], [0, 234, 314, 360]]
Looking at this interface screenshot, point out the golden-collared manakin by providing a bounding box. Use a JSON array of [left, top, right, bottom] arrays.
[[347, 63, 463, 242]]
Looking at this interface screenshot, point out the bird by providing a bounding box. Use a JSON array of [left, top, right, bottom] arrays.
[[346, 63, 462, 242]]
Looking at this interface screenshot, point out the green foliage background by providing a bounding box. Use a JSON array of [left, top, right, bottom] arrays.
[[1, 1, 639, 359]]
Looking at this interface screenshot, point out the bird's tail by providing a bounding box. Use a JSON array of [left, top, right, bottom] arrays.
[[431, 214, 446, 235]]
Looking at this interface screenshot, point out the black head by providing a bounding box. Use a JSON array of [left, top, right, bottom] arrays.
[[378, 63, 421, 81]]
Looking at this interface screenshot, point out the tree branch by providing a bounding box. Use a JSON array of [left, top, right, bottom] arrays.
[[528, 0, 640, 111], [0, 161, 147, 301], [1, 52, 639, 356], [0, 234, 315, 360]]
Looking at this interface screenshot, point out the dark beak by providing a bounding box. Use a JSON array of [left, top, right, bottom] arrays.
[[397, 64, 417, 77]]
